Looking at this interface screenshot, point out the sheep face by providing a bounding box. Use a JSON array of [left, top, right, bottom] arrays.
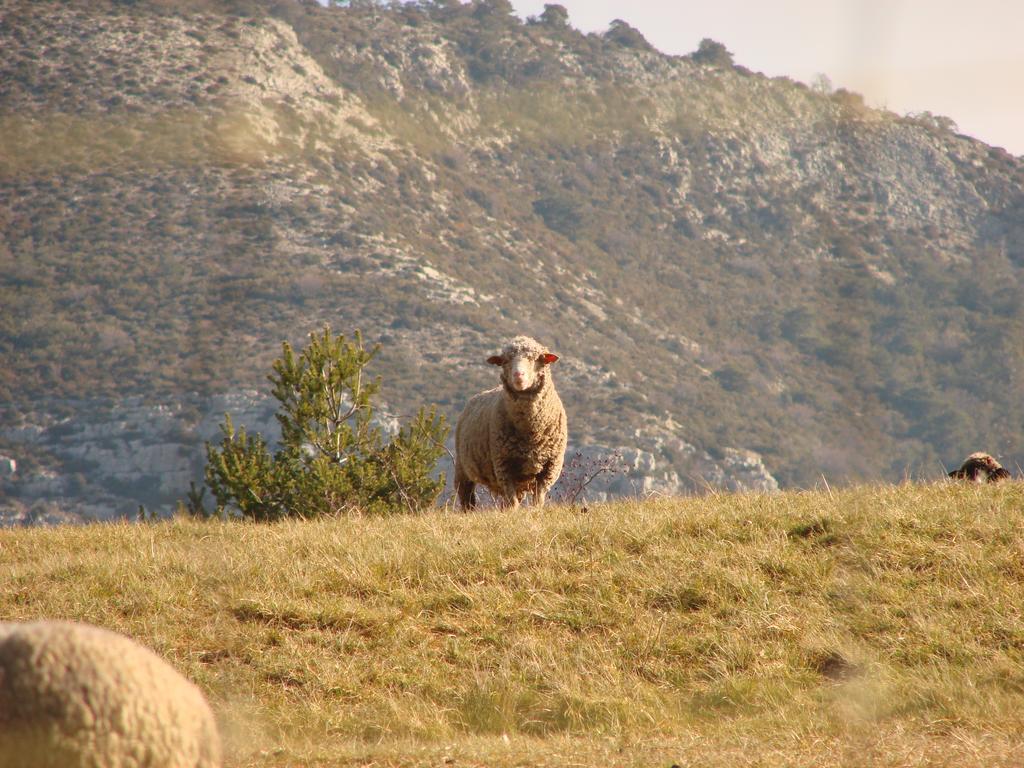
[[949, 452, 1010, 483], [487, 336, 558, 394]]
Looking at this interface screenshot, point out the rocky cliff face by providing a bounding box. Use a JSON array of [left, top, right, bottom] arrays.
[[0, 393, 776, 524], [0, 394, 276, 523], [1, 0, 1022, 523]]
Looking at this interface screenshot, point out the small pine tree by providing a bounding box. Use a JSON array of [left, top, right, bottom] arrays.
[[203, 327, 449, 520], [176, 481, 211, 519]]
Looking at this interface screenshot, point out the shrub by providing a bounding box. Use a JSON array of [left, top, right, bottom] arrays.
[[692, 38, 734, 68], [552, 449, 626, 508], [203, 327, 449, 520], [604, 20, 653, 51], [532, 194, 584, 240], [538, 4, 568, 27], [712, 365, 750, 393]]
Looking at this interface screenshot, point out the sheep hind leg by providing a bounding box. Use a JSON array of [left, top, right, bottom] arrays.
[[455, 470, 477, 511]]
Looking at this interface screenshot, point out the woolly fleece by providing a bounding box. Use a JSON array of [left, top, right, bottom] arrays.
[[0, 620, 221, 768], [454, 336, 567, 509]]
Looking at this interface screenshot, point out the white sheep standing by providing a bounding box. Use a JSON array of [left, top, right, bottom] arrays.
[[0, 620, 221, 768], [454, 335, 568, 510]]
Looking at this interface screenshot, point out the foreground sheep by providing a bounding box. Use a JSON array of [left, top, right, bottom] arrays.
[[948, 452, 1011, 483], [454, 335, 568, 510], [0, 620, 221, 768]]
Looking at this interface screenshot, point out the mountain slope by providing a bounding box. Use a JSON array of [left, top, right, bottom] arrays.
[[2, 0, 1023, 517]]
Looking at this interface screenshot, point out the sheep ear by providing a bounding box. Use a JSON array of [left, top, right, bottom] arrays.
[[487, 355, 506, 366], [540, 353, 559, 365]]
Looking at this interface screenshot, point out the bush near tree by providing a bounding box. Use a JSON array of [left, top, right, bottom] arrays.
[[203, 327, 449, 520]]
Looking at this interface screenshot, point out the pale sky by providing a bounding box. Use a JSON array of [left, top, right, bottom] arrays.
[[511, 0, 1024, 156]]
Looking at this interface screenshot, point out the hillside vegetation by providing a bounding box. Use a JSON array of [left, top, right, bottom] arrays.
[[3, 484, 1024, 766], [1, 0, 1024, 506]]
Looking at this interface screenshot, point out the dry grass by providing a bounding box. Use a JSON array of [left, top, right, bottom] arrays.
[[2, 483, 1024, 766], [0, 105, 347, 174]]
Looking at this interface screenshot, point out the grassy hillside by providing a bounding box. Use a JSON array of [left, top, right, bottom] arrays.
[[3, 484, 1024, 766], [2, 0, 1024, 494]]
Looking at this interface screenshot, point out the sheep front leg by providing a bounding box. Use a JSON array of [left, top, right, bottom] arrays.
[[532, 460, 560, 508], [532, 485, 547, 508], [499, 484, 521, 510], [494, 462, 521, 511]]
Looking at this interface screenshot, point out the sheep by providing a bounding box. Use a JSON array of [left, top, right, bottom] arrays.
[[454, 335, 568, 510], [948, 452, 1011, 483], [0, 620, 221, 768]]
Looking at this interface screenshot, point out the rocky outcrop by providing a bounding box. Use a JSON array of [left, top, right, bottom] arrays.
[[0, 393, 777, 524], [0, 393, 280, 524], [546, 438, 777, 506]]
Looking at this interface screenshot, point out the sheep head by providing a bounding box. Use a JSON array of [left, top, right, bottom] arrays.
[[949, 452, 1010, 483], [487, 336, 559, 393]]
